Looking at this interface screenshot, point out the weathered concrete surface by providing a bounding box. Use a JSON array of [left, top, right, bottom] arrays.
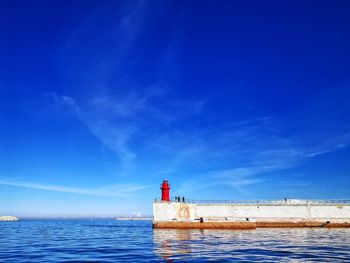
[[256, 221, 350, 228], [195, 204, 350, 222], [0, 216, 19, 221], [153, 202, 196, 222], [153, 221, 256, 230], [153, 201, 350, 229], [323, 222, 350, 228], [153, 221, 350, 229]]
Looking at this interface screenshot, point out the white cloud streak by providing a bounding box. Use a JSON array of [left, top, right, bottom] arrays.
[[0, 179, 149, 197], [178, 166, 273, 194], [49, 1, 350, 195]]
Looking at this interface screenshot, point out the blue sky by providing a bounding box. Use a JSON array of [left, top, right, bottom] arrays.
[[1, 0, 350, 217]]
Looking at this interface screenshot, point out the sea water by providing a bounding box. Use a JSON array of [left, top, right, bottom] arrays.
[[1, 219, 350, 262]]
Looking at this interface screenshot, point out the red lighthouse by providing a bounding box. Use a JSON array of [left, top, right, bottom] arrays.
[[160, 179, 171, 202]]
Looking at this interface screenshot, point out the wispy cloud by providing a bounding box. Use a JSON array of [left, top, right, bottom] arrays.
[[48, 1, 350, 197], [159, 109, 350, 195], [210, 167, 270, 193], [178, 166, 272, 194], [51, 86, 350, 194], [49, 1, 203, 177], [0, 179, 149, 197], [156, 118, 300, 173], [305, 150, 332, 158], [303, 133, 350, 158], [51, 88, 206, 176], [279, 181, 311, 187]]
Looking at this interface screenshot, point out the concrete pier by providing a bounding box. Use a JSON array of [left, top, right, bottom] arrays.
[[153, 200, 350, 229]]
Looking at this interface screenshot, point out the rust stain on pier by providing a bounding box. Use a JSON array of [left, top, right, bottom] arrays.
[[177, 204, 190, 220], [153, 221, 256, 230], [153, 221, 350, 229]]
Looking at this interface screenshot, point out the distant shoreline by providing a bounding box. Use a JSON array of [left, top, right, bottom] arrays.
[[4, 217, 153, 220], [115, 217, 153, 221]]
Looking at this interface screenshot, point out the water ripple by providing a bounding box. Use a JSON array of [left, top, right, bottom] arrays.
[[1, 220, 350, 262]]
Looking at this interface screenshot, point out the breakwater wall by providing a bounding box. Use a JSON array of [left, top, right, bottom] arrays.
[[153, 200, 350, 229]]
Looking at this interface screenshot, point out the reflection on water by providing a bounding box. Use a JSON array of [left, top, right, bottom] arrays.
[[153, 228, 350, 262]]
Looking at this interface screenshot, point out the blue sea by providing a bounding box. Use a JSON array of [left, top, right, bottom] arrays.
[[1, 220, 350, 262]]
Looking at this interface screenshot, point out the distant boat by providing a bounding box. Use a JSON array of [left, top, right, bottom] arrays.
[[0, 216, 19, 221]]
